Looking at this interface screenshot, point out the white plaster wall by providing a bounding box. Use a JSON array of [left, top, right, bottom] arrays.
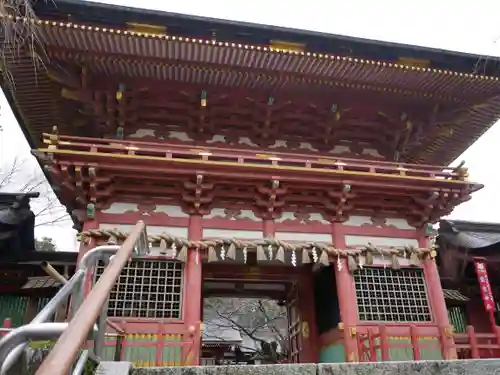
[[344, 235, 419, 247], [99, 223, 188, 238], [342, 216, 415, 230], [358, 254, 415, 268], [101, 203, 139, 214], [274, 232, 332, 242], [101, 202, 189, 217], [126, 129, 384, 158], [275, 211, 329, 224], [202, 229, 263, 239], [205, 208, 260, 221]]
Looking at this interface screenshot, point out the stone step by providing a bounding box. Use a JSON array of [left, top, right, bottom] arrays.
[[129, 360, 500, 375], [96, 362, 133, 375], [10, 350, 500, 375]]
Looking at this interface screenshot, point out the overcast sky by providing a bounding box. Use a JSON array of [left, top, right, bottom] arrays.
[[1, 0, 500, 251]]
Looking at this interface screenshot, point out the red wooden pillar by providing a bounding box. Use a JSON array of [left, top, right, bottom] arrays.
[[77, 219, 100, 298], [297, 269, 319, 363], [263, 219, 275, 237], [332, 222, 358, 362], [419, 235, 455, 359], [185, 214, 203, 365], [77, 219, 100, 261]]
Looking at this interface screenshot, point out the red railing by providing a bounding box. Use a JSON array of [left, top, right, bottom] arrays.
[[356, 324, 500, 362], [40, 133, 472, 184], [85, 322, 198, 367], [0, 318, 11, 339], [2, 316, 196, 367]]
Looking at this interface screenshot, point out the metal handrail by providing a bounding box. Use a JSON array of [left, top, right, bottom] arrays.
[[0, 268, 86, 375], [41, 261, 125, 335], [0, 220, 148, 375], [35, 221, 147, 375]]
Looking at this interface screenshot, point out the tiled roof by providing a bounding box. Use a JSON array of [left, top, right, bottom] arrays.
[[442, 288, 469, 302], [439, 220, 500, 249], [4, 18, 500, 165], [21, 276, 62, 289]]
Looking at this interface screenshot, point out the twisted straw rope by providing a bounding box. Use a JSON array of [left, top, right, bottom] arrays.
[[79, 229, 432, 258]]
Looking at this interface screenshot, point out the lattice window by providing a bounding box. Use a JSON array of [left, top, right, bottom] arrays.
[[94, 260, 184, 319], [354, 267, 431, 322]]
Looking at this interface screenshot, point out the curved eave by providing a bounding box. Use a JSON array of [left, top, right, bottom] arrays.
[[439, 219, 500, 250], [440, 219, 500, 233], [32, 0, 500, 77], [439, 232, 500, 250], [6, 19, 500, 166]]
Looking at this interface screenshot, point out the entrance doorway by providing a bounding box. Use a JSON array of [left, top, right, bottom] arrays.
[[202, 279, 303, 365]]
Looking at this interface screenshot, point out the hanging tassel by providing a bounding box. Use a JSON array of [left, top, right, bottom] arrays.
[[319, 250, 330, 267], [107, 235, 118, 245], [257, 245, 267, 262], [208, 246, 218, 262], [291, 250, 297, 267], [159, 239, 168, 255], [312, 247, 319, 263], [276, 246, 285, 263], [226, 243, 236, 260], [391, 253, 400, 270], [365, 247, 374, 266], [267, 245, 274, 259], [200, 90, 207, 107], [243, 247, 248, 264], [357, 255, 364, 269], [177, 244, 188, 262], [337, 256, 343, 271], [302, 248, 311, 264], [347, 256, 358, 272], [409, 249, 420, 267]]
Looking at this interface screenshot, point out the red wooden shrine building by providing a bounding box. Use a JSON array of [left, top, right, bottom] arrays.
[[438, 221, 500, 343], [4, 0, 500, 366]]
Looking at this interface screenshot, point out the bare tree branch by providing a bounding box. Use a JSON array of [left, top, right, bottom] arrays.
[[0, 0, 48, 90], [204, 297, 288, 363], [0, 155, 70, 233]]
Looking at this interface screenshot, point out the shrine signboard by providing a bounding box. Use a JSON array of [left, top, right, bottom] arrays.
[[474, 259, 496, 312]]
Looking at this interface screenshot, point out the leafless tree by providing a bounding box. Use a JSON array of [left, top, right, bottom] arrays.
[[0, 156, 71, 230], [0, 0, 46, 89], [0, 0, 62, 228], [203, 297, 288, 363]]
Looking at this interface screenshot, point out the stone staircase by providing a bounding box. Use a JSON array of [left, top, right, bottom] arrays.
[[10, 348, 500, 375], [100, 360, 500, 375]]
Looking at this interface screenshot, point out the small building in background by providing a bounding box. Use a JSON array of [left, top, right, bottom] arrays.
[[0, 192, 76, 327], [439, 220, 500, 332]]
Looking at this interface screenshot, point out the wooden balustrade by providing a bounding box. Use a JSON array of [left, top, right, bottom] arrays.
[[88, 328, 196, 366], [41, 133, 471, 183], [356, 324, 500, 362]]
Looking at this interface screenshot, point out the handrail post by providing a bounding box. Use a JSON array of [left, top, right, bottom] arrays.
[[379, 325, 390, 361], [410, 324, 420, 360], [467, 325, 480, 359], [367, 329, 376, 362]]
